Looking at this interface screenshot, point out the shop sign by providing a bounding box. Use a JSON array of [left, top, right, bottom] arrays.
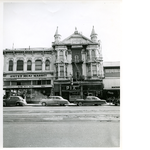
[[9, 74, 47, 78], [4, 85, 52, 88], [62, 85, 80, 91], [112, 86, 120, 88]]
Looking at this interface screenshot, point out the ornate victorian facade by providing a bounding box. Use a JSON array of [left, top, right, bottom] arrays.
[[52, 27, 104, 101], [3, 27, 104, 102]]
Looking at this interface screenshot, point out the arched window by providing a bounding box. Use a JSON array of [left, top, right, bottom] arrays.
[[35, 60, 42, 70], [27, 60, 32, 71], [17, 60, 24, 71], [9, 60, 13, 71], [45, 60, 50, 70]]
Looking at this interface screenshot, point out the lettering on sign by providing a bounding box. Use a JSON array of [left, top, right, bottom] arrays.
[[62, 85, 80, 90], [112, 86, 120, 88], [10, 74, 47, 78]]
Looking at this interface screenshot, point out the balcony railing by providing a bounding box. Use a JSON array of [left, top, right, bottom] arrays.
[[72, 59, 83, 63], [55, 58, 69, 64], [86, 56, 103, 62]]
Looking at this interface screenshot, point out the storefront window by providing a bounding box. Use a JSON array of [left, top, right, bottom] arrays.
[[17, 60, 24, 71], [4, 81, 10, 86], [9, 60, 13, 71]]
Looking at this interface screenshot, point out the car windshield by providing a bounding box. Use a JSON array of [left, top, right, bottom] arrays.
[[56, 97, 62, 99]]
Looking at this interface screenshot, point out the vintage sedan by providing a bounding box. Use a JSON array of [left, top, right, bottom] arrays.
[[3, 96, 27, 107], [75, 96, 107, 106], [40, 96, 69, 106]]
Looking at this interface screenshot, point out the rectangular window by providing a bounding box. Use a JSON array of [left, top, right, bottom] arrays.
[[46, 80, 51, 84], [59, 51, 64, 60], [9, 66, 13, 71], [27, 65, 31, 71], [35, 60, 42, 70], [42, 80, 46, 85], [92, 65, 97, 76], [21, 81, 31, 85], [17, 60, 24, 71], [11, 81, 17, 85], [4, 81, 10, 86], [60, 66, 64, 77], [32, 81, 37, 85]]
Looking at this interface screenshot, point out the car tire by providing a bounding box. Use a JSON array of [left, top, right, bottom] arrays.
[[78, 102, 83, 106], [16, 102, 20, 106], [42, 102, 47, 106], [60, 104, 64, 106]]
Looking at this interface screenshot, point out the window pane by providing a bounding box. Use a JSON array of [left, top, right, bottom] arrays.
[[92, 65, 97, 76], [60, 66, 64, 77], [9, 60, 13, 71], [27, 60, 32, 71], [45, 60, 50, 70], [59, 51, 63, 59], [35, 60, 42, 70], [17, 60, 24, 71]]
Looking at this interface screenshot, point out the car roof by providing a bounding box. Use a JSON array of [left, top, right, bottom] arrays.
[[10, 96, 21, 98]]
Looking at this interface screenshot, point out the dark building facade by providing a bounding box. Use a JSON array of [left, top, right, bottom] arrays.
[[52, 27, 104, 102]]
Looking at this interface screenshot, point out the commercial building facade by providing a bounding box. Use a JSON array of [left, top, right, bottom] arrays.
[[3, 48, 55, 102], [102, 61, 120, 101], [52, 27, 104, 102], [3, 27, 119, 102]]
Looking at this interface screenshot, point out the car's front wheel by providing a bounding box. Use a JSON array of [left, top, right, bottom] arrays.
[[42, 102, 47, 106], [16, 102, 20, 106], [78, 102, 83, 106]]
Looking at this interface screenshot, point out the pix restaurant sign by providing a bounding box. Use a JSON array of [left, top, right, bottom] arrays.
[[62, 85, 80, 91]]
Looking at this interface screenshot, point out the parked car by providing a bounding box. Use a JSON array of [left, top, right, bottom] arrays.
[[74, 96, 107, 106], [3, 96, 27, 107], [113, 98, 120, 106], [40, 96, 69, 106]]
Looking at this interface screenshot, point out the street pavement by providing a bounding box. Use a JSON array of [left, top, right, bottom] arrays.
[[3, 105, 120, 147]]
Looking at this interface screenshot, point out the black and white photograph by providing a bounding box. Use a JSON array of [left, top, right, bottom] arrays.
[[2, 0, 122, 148]]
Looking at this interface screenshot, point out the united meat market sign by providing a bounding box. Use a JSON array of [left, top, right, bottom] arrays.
[[9, 74, 47, 78]]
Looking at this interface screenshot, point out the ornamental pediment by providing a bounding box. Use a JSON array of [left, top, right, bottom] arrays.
[[61, 33, 94, 45]]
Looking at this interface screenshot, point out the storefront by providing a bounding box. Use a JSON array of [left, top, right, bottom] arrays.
[[54, 80, 103, 102], [102, 78, 120, 101], [3, 73, 53, 103]]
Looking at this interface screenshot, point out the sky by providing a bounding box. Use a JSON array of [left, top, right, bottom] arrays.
[[3, 1, 122, 61]]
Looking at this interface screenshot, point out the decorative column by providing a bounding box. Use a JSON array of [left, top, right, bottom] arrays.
[[24, 61, 27, 72], [14, 62, 17, 72], [5, 62, 8, 72], [42, 60, 45, 72], [32, 61, 35, 71]]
